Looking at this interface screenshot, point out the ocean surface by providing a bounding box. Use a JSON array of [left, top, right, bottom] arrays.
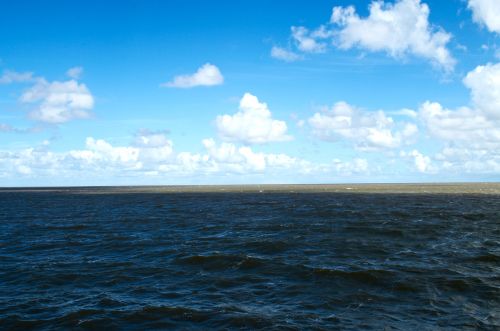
[[0, 188, 499, 330]]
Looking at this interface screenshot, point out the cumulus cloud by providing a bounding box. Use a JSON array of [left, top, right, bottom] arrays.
[[275, 0, 455, 71], [62, 135, 173, 177], [330, 0, 455, 71], [419, 62, 500, 146], [203, 138, 265, 172], [419, 102, 499, 147], [468, 0, 500, 34], [1, 135, 334, 181], [271, 46, 302, 62], [198, 138, 308, 173], [79, 137, 142, 168], [308, 101, 418, 151], [435, 147, 500, 174], [0, 67, 95, 124], [21, 78, 95, 124], [163, 63, 224, 88], [463, 63, 500, 119], [72, 131, 175, 170], [133, 131, 175, 164], [394, 108, 418, 119], [418, 62, 500, 173], [300, 60, 500, 174], [291, 26, 329, 53], [215, 93, 292, 144], [401, 149, 434, 173]]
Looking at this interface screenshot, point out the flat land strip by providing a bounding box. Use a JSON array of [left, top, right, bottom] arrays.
[[2, 183, 500, 194]]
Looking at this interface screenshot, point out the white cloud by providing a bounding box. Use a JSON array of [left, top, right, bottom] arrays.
[[468, 0, 500, 34], [82, 137, 141, 167], [215, 93, 292, 144], [163, 63, 224, 88], [419, 62, 500, 148], [332, 158, 369, 175], [134, 129, 171, 148], [134, 131, 175, 164], [202, 138, 268, 172], [0, 135, 332, 181], [189, 141, 357, 176], [0, 147, 61, 178], [419, 102, 497, 143], [0, 67, 94, 125], [401, 149, 434, 173], [271, 46, 302, 62], [69, 131, 175, 171], [435, 147, 500, 174], [308, 101, 417, 151], [330, 0, 455, 71], [394, 108, 418, 118], [418, 62, 500, 174], [16, 164, 33, 175], [198, 139, 315, 174], [21, 78, 95, 124], [418, 102, 500, 172], [291, 26, 329, 53], [0, 70, 36, 84], [463, 62, 500, 119], [66, 66, 83, 79]]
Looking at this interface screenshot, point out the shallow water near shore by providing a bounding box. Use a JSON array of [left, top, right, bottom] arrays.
[[1, 187, 499, 329]]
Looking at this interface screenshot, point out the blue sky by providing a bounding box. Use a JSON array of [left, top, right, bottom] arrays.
[[1, 0, 500, 186]]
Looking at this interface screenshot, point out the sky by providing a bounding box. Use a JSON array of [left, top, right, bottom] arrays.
[[1, 0, 500, 186]]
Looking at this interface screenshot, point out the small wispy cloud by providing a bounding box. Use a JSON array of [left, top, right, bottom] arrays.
[[0, 123, 41, 134], [0, 70, 37, 84], [66, 66, 83, 79], [270, 46, 303, 62]]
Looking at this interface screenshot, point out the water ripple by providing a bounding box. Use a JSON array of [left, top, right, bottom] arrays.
[[0, 191, 499, 329]]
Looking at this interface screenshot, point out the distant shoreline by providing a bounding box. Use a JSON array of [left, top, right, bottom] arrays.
[[1, 183, 500, 194]]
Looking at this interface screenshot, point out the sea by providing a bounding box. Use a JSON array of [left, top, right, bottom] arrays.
[[0, 187, 499, 330]]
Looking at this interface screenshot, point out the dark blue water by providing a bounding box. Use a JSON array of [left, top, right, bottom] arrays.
[[0, 190, 499, 330]]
